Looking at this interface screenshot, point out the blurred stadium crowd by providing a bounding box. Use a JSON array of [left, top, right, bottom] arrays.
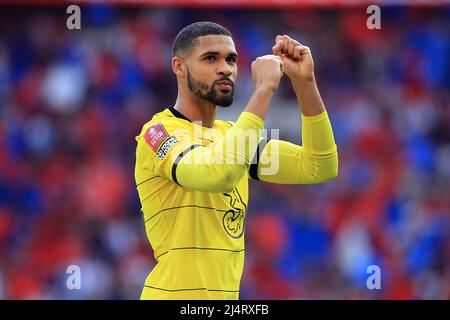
[[0, 6, 449, 299]]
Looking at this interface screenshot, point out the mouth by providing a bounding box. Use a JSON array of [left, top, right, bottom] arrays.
[[216, 81, 233, 92]]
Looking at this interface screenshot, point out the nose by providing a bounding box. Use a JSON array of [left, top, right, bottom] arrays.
[[217, 60, 233, 77]]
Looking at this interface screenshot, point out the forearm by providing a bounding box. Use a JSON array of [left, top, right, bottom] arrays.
[[299, 111, 338, 183], [301, 110, 336, 153], [299, 110, 338, 182], [291, 75, 326, 117]]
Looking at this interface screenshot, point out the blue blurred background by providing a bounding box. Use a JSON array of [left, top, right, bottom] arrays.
[[0, 2, 449, 299]]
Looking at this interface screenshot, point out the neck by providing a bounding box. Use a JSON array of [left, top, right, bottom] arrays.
[[173, 92, 217, 128]]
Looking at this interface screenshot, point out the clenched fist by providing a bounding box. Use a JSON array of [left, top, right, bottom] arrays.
[[251, 54, 284, 92], [272, 35, 314, 82]]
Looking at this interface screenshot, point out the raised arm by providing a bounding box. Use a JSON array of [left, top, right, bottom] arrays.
[[249, 35, 338, 184]]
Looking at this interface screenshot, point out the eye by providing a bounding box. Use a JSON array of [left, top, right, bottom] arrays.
[[226, 56, 237, 64], [205, 55, 216, 62]]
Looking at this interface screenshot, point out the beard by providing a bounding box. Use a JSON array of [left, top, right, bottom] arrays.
[[187, 69, 234, 107]]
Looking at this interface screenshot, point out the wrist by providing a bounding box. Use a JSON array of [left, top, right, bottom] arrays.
[[291, 74, 317, 94], [244, 84, 275, 121], [255, 82, 277, 94]]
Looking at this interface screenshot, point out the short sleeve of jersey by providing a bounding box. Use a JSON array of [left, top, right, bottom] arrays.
[[136, 119, 196, 183]]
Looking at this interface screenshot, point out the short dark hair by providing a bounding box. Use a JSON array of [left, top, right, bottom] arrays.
[[172, 21, 232, 57]]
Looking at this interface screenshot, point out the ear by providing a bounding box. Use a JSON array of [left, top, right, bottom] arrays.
[[172, 56, 186, 78]]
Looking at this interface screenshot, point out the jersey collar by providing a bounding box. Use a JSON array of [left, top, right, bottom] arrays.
[[169, 106, 192, 122]]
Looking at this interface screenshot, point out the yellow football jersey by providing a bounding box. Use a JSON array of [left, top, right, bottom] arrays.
[[135, 107, 256, 300], [134, 106, 338, 300]]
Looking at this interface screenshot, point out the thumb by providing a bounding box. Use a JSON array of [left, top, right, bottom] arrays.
[[272, 41, 283, 57], [281, 53, 290, 64]]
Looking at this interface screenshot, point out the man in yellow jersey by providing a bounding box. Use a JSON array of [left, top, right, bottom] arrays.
[[134, 21, 338, 300]]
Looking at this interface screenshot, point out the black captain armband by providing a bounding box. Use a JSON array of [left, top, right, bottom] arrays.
[[249, 138, 270, 181]]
